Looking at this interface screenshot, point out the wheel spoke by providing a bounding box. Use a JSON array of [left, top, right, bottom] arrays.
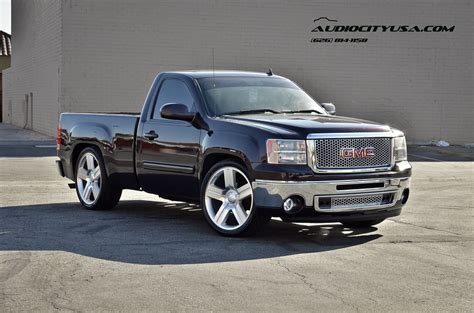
[[214, 203, 230, 226], [77, 152, 102, 205], [206, 185, 225, 201], [77, 167, 88, 180], [92, 182, 100, 199], [237, 183, 252, 200], [232, 204, 247, 225], [86, 154, 95, 170], [83, 181, 92, 200], [223, 168, 236, 188], [91, 167, 101, 180]]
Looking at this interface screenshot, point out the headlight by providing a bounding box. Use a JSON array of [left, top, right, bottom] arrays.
[[394, 136, 407, 161], [266, 139, 307, 164]]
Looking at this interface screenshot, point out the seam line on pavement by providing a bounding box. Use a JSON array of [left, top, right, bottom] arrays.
[[408, 154, 443, 161]]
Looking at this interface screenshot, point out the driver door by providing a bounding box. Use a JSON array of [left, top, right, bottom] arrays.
[[136, 78, 202, 200]]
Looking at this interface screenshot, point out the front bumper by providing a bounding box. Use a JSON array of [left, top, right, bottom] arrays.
[[252, 175, 410, 218], [275, 203, 403, 223]]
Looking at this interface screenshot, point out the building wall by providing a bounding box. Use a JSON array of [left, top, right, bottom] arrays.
[[7, 0, 474, 143], [2, 0, 62, 135]]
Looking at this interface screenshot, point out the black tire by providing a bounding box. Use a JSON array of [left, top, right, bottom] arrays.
[[75, 147, 122, 210], [200, 160, 268, 236], [342, 219, 385, 228]]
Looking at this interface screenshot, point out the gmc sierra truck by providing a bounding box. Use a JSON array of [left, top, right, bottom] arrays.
[[57, 71, 411, 236]]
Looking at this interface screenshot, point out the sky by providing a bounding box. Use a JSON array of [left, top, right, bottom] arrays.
[[0, 0, 11, 33]]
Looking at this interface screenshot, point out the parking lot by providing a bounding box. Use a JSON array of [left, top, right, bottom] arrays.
[[0, 124, 472, 311]]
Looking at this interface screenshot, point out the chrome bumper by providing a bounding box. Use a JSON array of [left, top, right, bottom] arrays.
[[252, 177, 410, 212]]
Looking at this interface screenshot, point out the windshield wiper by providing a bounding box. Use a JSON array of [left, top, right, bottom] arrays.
[[223, 109, 282, 116], [281, 109, 323, 114]]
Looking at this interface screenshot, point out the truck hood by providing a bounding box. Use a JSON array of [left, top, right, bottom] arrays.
[[221, 113, 392, 136]]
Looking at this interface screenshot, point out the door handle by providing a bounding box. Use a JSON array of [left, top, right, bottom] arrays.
[[144, 130, 159, 140]]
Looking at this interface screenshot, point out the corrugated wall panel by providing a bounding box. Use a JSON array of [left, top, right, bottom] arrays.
[[5, 0, 473, 143]]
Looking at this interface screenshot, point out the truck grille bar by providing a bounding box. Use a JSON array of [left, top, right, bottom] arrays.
[[307, 132, 394, 173], [316, 192, 397, 212]]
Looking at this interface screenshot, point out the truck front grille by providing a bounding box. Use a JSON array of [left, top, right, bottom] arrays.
[[331, 194, 383, 209], [317, 192, 396, 212], [309, 137, 392, 173]]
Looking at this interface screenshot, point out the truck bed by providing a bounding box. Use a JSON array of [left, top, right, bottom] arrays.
[[58, 112, 140, 189]]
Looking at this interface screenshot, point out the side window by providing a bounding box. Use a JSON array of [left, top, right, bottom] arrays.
[[152, 79, 194, 119]]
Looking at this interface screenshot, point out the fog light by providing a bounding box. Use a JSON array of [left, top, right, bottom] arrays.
[[283, 198, 295, 212], [283, 196, 303, 214]]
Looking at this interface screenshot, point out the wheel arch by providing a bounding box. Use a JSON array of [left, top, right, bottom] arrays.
[[199, 149, 253, 184], [71, 143, 107, 176]]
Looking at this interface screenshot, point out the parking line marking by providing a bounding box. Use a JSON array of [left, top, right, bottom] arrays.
[[408, 154, 443, 162]]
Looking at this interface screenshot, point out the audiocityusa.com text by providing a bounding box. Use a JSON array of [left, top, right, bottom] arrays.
[[310, 17, 455, 43]]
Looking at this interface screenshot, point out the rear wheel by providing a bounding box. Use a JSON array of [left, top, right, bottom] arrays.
[[201, 160, 267, 236], [342, 219, 385, 228], [75, 147, 121, 210]]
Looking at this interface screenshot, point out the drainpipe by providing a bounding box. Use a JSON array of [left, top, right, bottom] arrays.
[[23, 93, 29, 129], [30, 92, 33, 129]]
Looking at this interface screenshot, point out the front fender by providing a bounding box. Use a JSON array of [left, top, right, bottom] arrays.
[[199, 130, 266, 182], [202, 130, 262, 163]]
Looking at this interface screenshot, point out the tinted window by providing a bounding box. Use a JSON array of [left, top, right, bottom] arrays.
[[152, 79, 194, 119], [198, 77, 324, 116]]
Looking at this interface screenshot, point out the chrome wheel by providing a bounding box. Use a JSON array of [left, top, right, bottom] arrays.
[[76, 152, 101, 205], [204, 166, 253, 231]]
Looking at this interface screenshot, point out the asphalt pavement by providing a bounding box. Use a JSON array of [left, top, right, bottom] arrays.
[[0, 123, 472, 311]]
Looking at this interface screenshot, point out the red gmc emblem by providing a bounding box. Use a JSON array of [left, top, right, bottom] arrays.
[[339, 147, 375, 158]]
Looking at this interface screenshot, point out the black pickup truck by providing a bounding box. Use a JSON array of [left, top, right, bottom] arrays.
[[57, 70, 411, 236]]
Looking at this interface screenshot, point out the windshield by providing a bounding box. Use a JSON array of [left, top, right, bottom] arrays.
[[197, 77, 325, 116]]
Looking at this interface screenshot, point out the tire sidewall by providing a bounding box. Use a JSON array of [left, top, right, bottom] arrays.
[[200, 160, 257, 236]]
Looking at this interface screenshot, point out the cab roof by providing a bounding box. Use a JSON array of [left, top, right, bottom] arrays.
[[163, 70, 284, 79]]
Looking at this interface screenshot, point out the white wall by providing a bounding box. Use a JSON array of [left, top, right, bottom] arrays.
[[2, 0, 62, 135], [6, 0, 473, 143]]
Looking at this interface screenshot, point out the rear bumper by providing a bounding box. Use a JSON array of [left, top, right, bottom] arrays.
[[56, 159, 65, 177]]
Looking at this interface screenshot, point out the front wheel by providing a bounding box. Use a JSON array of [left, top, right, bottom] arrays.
[[201, 160, 267, 236], [75, 147, 122, 210]]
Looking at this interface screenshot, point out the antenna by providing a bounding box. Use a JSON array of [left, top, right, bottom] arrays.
[[212, 48, 216, 87], [267, 68, 273, 76]]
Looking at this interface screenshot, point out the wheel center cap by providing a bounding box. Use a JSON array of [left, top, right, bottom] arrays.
[[226, 190, 238, 204]]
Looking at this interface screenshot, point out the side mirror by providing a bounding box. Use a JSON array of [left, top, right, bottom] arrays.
[[321, 103, 336, 115], [160, 103, 195, 122]]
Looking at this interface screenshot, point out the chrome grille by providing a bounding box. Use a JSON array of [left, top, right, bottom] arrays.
[[331, 194, 383, 209], [315, 192, 397, 212], [312, 137, 392, 170]]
